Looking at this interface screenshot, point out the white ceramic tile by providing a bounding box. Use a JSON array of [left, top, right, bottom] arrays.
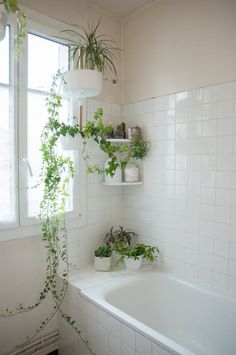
[[202, 120, 216, 136], [109, 334, 122, 355], [228, 276, 236, 295], [200, 219, 214, 237], [122, 343, 135, 355], [229, 242, 236, 260], [229, 259, 236, 277], [152, 343, 170, 355], [122, 323, 136, 349], [198, 267, 212, 286], [202, 102, 217, 120], [199, 236, 213, 254], [212, 255, 228, 274], [212, 272, 227, 291], [199, 252, 212, 270], [108, 315, 122, 339], [216, 100, 235, 118], [217, 136, 233, 154], [214, 222, 230, 241], [135, 332, 152, 355], [216, 82, 236, 101], [217, 154, 233, 171], [213, 239, 229, 258], [96, 324, 109, 348], [217, 118, 233, 136]]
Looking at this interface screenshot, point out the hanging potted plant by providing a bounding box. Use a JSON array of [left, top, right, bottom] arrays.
[[60, 18, 119, 98], [0, 0, 26, 54]]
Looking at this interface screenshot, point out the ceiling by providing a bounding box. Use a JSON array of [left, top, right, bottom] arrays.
[[86, 0, 155, 19]]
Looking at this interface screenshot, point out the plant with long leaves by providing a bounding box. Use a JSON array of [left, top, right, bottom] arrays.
[[60, 18, 120, 79]]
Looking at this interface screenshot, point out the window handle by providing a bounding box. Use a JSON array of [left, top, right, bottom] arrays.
[[22, 158, 33, 177]]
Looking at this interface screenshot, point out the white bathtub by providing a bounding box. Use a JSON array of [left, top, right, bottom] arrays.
[[81, 268, 236, 355]]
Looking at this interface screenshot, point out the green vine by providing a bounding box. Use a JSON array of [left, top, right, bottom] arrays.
[[0, 0, 27, 56], [0, 71, 149, 353]]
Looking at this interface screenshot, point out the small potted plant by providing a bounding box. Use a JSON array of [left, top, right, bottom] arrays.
[[104, 226, 137, 249], [116, 243, 159, 271], [94, 246, 112, 271], [61, 18, 120, 98]]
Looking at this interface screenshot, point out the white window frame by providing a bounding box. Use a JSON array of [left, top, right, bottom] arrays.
[[0, 8, 87, 241]]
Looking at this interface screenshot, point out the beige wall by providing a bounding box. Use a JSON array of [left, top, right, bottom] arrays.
[[122, 0, 236, 103], [19, 0, 122, 104]]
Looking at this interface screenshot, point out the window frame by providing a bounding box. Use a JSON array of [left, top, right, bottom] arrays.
[[0, 8, 87, 241]]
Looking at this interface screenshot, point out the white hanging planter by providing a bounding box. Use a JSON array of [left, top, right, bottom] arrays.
[[124, 256, 143, 271], [94, 256, 111, 272], [0, 4, 7, 41], [62, 69, 102, 99], [59, 134, 80, 150]]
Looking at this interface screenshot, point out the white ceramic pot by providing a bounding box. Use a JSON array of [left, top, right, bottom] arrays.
[[0, 4, 7, 41], [62, 69, 102, 99], [104, 159, 122, 184], [124, 256, 143, 271], [124, 162, 139, 182], [59, 134, 80, 150], [94, 256, 111, 271]]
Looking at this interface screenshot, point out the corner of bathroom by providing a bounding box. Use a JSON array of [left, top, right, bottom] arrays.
[[0, 0, 236, 354]]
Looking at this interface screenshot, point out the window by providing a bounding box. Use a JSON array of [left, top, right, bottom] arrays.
[[0, 13, 86, 240], [0, 27, 16, 227]]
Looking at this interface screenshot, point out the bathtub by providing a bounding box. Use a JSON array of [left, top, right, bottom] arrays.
[[81, 268, 236, 355]]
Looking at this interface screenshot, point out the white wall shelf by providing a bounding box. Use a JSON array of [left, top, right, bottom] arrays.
[[106, 138, 131, 144]]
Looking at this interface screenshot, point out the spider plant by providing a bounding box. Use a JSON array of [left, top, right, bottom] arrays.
[[60, 18, 120, 78]]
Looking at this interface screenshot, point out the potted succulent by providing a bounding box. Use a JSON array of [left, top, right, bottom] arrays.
[[0, 0, 26, 54], [61, 18, 120, 98], [116, 244, 159, 271], [94, 246, 112, 271]]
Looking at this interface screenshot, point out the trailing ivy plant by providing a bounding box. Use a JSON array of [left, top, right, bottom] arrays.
[[0, 71, 149, 352], [0, 72, 92, 353], [0, 0, 27, 55]]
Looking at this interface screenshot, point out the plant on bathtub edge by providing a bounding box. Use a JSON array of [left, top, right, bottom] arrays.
[[114, 244, 160, 271], [94, 246, 112, 271]]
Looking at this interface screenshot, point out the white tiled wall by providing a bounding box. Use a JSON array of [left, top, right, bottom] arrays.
[[66, 100, 123, 269], [122, 81, 236, 296], [59, 284, 172, 355]]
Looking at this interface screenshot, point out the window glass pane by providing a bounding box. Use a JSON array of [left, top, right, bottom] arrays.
[[28, 33, 69, 91], [0, 27, 9, 84], [0, 86, 15, 222]]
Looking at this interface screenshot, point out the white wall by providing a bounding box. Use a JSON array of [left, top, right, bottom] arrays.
[[123, 80, 236, 295], [122, 0, 236, 103]]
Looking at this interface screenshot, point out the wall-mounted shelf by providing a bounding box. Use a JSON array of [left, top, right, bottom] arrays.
[[103, 182, 143, 186], [106, 138, 131, 144]]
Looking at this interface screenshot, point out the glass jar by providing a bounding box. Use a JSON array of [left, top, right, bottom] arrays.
[[124, 162, 139, 182]]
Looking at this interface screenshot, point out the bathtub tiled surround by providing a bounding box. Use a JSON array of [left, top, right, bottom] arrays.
[[122, 81, 236, 296], [59, 281, 172, 355]]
